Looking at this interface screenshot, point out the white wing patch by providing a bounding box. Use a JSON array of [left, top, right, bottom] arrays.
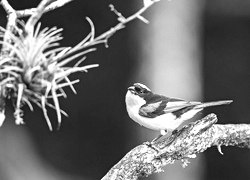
[[141, 101, 161, 111], [164, 101, 201, 113]]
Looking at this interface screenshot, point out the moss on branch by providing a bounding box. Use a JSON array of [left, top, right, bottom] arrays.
[[101, 114, 250, 180]]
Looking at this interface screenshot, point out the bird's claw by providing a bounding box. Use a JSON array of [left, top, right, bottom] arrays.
[[143, 141, 160, 153]]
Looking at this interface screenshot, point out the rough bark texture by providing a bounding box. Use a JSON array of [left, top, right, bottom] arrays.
[[101, 114, 250, 180]]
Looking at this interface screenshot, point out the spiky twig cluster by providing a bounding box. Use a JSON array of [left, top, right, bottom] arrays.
[[0, 20, 98, 130], [0, 0, 98, 130], [0, 0, 161, 129]]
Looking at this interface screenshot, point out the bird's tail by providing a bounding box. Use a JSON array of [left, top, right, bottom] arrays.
[[194, 100, 233, 109]]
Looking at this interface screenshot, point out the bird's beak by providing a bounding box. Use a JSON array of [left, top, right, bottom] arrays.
[[128, 86, 135, 93]]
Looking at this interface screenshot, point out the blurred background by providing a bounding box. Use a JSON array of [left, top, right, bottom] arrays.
[[0, 0, 250, 179]]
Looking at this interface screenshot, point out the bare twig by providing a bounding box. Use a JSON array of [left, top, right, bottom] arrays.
[[0, 0, 15, 15], [16, 0, 73, 17], [81, 0, 160, 49], [101, 114, 250, 180]]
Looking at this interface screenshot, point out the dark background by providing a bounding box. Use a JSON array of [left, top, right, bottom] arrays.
[[0, 0, 249, 179], [203, 1, 250, 179]]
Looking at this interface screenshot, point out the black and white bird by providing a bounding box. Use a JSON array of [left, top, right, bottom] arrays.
[[125, 83, 232, 138]]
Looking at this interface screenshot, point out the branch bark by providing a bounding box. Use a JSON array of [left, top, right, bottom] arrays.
[[101, 114, 250, 180]]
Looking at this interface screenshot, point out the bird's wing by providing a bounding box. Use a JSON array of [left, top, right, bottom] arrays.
[[139, 99, 167, 118], [139, 96, 201, 118], [139, 94, 168, 118], [163, 100, 200, 113]]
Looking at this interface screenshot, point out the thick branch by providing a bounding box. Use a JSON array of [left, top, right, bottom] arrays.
[[101, 114, 250, 180], [212, 124, 250, 148]]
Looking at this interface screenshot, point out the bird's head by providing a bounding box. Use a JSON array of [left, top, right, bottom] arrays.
[[128, 83, 151, 97], [125, 83, 152, 107]]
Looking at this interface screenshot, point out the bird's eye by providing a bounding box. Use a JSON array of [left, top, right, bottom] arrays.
[[134, 86, 142, 93], [135, 86, 146, 95]]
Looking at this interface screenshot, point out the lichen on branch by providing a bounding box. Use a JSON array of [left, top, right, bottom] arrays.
[[101, 114, 250, 180]]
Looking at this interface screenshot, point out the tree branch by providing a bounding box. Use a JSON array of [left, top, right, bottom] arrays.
[[25, 0, 58, 34], [0, 0, 15, 15], [16, 0, 73, 18], [0, 0, 17, 53], [81, 0, 161, 49], [101, 114, 250, 180]]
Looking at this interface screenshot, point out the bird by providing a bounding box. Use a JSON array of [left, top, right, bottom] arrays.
[[125, 83, 232, 140]]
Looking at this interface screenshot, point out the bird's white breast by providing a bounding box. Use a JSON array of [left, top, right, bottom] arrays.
[[125, 91, 202, 132], [125, 91, 183, 131]]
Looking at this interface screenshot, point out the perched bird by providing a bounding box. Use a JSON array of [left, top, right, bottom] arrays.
[[125, 83, 232, 139]]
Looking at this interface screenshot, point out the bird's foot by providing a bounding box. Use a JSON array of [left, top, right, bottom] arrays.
[[150, 130, 168, 143], [171, 129, 178, 135], [151, 134, 163, 143], [143, 141, 160, 153]]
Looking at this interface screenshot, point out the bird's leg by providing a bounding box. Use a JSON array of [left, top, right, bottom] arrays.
[[151, 130, 168, 143], [144, 130, 168, 152], [143, 141, 160, 152], [171, 129, 178, 135]]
